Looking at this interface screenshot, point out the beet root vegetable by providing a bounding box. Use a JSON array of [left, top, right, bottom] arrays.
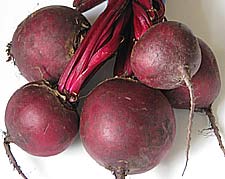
[[163, 38, 221, 109], [80, 78, 176, 178], [130, 21, 202, 174], [131, 21, 201, 90], [163, 38, 225, 155], [8, 5, 90, 83], [4, 81, 79, 178]]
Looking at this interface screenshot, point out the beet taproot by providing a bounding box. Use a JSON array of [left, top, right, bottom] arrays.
[[163, 38, 221, 109], [130, 21, 202, 174], [4, 81, 79, 156], [130, 21, 201, 90], [80, 78, 176, 178], [9, 5, 90, 83], [4, 81, 79, 178]]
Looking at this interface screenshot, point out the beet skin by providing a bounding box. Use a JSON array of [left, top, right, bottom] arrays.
[[80, 78, 176, 177], [10, 5, 90, 82], [163, 38, 221, 109], [130, 21, 201, 90], [5, 81, 79, 156]]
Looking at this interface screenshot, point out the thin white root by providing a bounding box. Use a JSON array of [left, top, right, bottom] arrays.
[[181, 68, 195, 176]]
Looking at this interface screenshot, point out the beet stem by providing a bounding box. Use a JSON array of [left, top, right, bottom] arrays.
[[205, 106, 225, 156], [132, 0, 153, 40], [58, 0, 129, 97], [4, 137, 28, 179], [68, 11, 127, 95], [65, 6, 124, 90], [182, 68, 195, 176], [58, 0, 124, 89]]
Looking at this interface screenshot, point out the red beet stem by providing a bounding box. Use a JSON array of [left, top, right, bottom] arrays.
[[113, 9, 134, 77], [132, 0, 153, 40], [58, 0, 129, 99], [132, 0, 165, 40], [73, 0, 106, 12], [93, 3, 130, 52], [64, 1, 128, 90], [152, 0, 166, 23], [68, 11, 128, 95], [136, 0, 153, 9]]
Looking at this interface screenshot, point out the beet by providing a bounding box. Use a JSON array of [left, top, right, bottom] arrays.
[[163, 38, 221, 109], [163, 38, 225, 156], [130, 21, 201, 90], [130, 21, 202, 174], [4, 81, 79, 178], [80, 78, 176, 178], [9, 5, 90, 83]]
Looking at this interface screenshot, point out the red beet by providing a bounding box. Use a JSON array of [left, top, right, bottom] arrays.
[[80, 78, 176, 178], [130, 21, 202, 174], [9, 5, 90, 82], [163, 38, 221, 109], [4, 81, 79, 178], [131, 21, 201, 90]]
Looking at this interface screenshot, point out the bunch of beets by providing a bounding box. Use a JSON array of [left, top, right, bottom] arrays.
[[3, 0, 224, 179]]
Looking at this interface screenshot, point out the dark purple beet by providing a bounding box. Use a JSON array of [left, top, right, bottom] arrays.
[[130, 20, 202, 175], [80, 78, 176, 178], [163, 38, 221, 109], [130, 21, 201, 90], [9, 5, 90, 82], [4, 81, 79, 157]]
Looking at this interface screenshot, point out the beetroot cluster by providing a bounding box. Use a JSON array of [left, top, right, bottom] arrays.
[[3, 1, 223, 179]]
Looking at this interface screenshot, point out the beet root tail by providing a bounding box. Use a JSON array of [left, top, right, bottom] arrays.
[[4, 136, 28, 179], [182, 67, 195, 176], [205, 106, 225, 156]]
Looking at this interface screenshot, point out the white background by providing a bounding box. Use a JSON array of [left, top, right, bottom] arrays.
[[0, 0, 225, 179]]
